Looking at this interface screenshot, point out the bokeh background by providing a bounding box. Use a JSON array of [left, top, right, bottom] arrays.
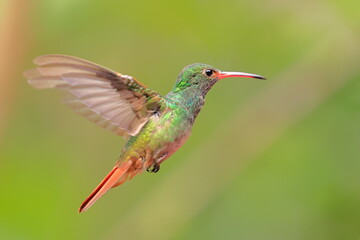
[[1, 0, 360, 239]]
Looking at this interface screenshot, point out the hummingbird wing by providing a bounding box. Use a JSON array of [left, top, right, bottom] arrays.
[[24, 54, 163, 137]]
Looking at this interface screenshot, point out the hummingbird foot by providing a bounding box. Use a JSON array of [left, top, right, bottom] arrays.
[[147, 163, 160, 173]]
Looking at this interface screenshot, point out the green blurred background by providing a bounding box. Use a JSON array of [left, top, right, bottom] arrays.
[[1, 0, 360, 239]]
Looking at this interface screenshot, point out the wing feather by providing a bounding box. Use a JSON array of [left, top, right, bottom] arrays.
[[25, 54, 163, 137]]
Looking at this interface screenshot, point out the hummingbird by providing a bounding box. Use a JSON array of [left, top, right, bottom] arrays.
[[24, 54, 265, 212]]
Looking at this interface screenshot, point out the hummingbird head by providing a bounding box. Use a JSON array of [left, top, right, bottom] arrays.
[[172, 63, 265, 94]]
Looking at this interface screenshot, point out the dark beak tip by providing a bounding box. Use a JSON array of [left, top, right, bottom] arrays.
[[250, 75, 267, 80]]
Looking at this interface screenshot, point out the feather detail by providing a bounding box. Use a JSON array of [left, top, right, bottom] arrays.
[[79, 161, 133, 213], [24, 54, 163, 137]]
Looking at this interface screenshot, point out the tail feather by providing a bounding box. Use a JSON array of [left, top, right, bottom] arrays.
[[111, 173, 129, 189], [79, 160, 133, 213]]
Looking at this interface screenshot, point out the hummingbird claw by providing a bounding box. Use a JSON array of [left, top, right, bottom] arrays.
[[146, 163, 160, 173]]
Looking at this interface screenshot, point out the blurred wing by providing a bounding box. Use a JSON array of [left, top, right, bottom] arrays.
[[24, 54, 163, 137]]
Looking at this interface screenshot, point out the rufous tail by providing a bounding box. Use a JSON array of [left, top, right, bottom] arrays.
[[78, 160, 133, 213]]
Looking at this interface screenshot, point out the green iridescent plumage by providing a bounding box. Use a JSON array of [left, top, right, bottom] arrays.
[[25, 55, 265, 212]]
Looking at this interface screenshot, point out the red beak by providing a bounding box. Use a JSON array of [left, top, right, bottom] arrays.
[[218, 71, 266, 80]]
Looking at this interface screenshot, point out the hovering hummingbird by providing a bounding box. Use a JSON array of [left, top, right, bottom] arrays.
[[24, 55, 265, 212]]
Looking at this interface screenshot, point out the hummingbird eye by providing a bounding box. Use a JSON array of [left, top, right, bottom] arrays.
[[205, 69, 214, 77]]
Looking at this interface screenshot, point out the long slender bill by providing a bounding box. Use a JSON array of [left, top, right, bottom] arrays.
[[218, 71, 266, 80]]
